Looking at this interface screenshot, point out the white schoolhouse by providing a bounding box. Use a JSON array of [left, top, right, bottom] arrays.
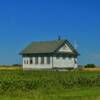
[[20, 39, 79, 70]]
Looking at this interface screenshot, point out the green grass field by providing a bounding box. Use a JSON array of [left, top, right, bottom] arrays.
[[0, 70, 99, 100], [0, 88, 100, 100]]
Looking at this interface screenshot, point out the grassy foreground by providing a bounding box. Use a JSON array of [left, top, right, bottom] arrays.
[[0, 70, 99, 100], [0, 88, 100, 100]]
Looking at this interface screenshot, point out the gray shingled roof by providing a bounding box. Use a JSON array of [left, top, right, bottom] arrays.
[[20, 40, 79, 55]]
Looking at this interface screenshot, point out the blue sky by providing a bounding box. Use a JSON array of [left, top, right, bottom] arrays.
[[0, 0, 100, 65]]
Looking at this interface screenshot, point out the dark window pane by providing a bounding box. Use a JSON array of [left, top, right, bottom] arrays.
[[74, 59, 77, 64], [63, 56, 66, 59], [56, 55, 60, 59], [27, 60, 28, 64], [30, 58, 33, 64], [68, 56, 72, 60], [47, 57, 50, 64], [24, 60, 26, 64], [41, 57, 44, 64], [35, 57, 38, 64]]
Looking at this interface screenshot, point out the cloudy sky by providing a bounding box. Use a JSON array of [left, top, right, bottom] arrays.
[[0, 0, 100, 65]]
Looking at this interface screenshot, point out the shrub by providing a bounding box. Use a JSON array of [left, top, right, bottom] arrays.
[[84, 64, 96, 68]]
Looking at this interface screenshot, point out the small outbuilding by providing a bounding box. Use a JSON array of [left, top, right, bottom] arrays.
[[20, 39, 79, 70]]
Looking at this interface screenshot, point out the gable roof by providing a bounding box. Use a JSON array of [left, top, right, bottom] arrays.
[[20, 39, 79, 55]]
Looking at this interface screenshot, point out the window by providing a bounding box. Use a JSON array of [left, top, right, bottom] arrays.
[[68, 56, 72, 60], [41, 57, 44, 64], [47, 57, 50, 64], [56, 55, 60, 59], [63, 56, 67, 59], [24, 59, 29, 64], [24, 60, 26, 64], [35, 57, 38, 64], [74, 58, 77, 64], [30, 58, 33, 64], [26, 60, 28, 64]]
